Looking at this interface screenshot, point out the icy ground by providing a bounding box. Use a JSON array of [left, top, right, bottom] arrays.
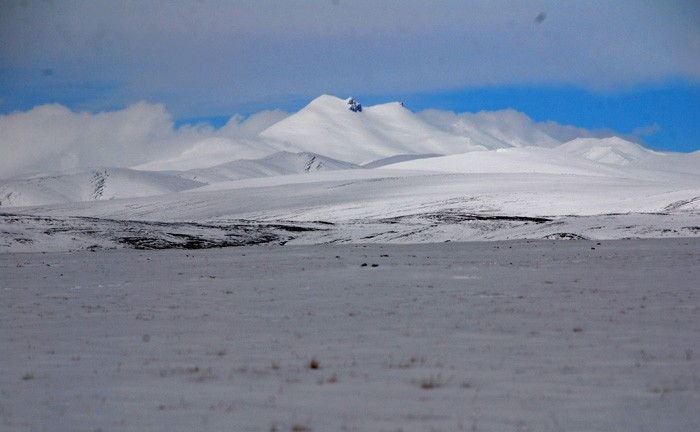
[[2, 238, 699, 431]]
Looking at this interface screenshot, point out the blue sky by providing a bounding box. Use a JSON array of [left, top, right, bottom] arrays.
[[1, 0, 699, 173]]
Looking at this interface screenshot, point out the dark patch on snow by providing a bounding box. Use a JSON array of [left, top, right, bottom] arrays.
[[0, 213, 327, 251], [664, 196, 700, 212], [427, 212, 551, 224], [541, 233, 589, 240], [380, 211, 551, 225], [267, 224, 319, 233], [347, 97, 362, 112], [311, 220, 335, 225], [118, 232, 280, 250], [304, 155, 317, 172], [91, 170, 107, 200]]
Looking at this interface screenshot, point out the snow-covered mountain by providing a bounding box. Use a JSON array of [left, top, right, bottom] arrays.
[[1, 94, 699, 251], [259, 95, 487, 164]]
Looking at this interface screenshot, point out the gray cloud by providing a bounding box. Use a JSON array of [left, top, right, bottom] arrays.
[[1, 1, 698, 117]]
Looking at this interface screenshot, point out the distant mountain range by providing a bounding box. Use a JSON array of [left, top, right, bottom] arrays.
[[3, 95, 698, 208]]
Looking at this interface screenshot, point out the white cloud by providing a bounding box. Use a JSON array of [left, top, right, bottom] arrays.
[[218, 110, 290, 138], [537, 121, 618, 143], [0, 102, 288, 178], [417, 108, 617, 148], [0, 102, 178, 177]]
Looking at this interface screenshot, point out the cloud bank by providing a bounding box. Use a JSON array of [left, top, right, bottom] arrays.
[[0, 103, 288, 178], [418, 109, 619, 146], [1, 100, 637, 179]]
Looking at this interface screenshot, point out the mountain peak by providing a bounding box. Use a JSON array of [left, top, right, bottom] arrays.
[[305, 94, 349, 107], [303, 95, 365, 113]]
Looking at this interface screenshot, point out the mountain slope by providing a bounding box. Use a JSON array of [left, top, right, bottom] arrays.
[[182, 151, 361, 183]]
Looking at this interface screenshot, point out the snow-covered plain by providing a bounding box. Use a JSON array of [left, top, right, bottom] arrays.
[[2, 239, 699, 431], [2, 95, 700, 430]]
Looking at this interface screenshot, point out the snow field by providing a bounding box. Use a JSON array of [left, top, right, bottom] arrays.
[[2, 239, 699, 431]]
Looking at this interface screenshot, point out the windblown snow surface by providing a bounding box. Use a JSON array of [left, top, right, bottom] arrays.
[[1, 95, 700, 431]]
